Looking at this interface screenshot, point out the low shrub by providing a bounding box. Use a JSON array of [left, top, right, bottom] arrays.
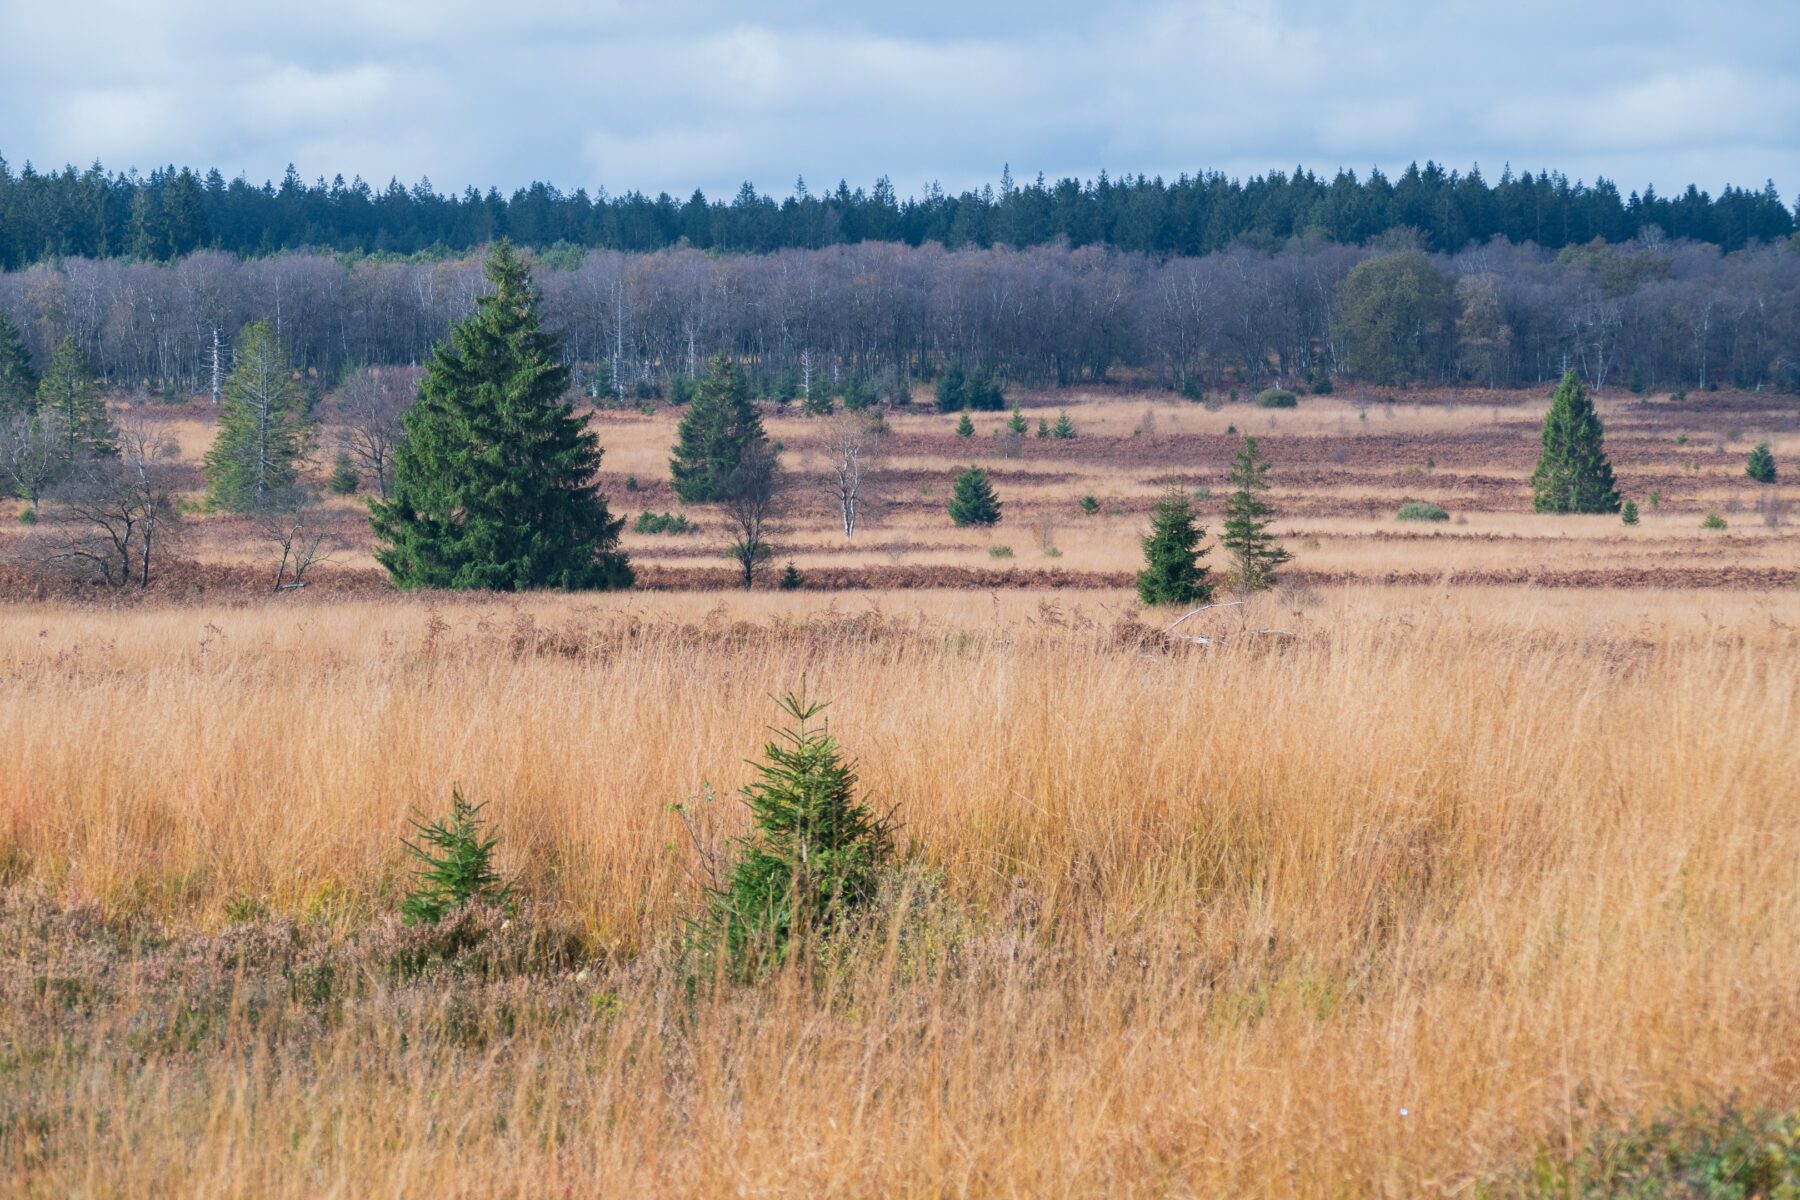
[[635, 511, 697, 535], [1512, 1104, 1800, 1198], [1397, 502, 1449, 522], [987, 544, 1014, 559], [1255, 387, 1298, 409], [1702, 511, 1727, 529]]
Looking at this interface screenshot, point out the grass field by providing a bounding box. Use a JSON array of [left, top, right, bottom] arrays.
[[2, 383, 1798, 1195]]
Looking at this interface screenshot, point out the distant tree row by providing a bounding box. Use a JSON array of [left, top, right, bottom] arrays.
[[6, 233, 1797, 397], [0, 155, 1791, 270]]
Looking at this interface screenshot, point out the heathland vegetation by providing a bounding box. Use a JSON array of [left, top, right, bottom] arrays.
[[1, 161, 1798, 1196]]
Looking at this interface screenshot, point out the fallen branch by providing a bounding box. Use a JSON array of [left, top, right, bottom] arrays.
[[1165, 600, 1245, 631]]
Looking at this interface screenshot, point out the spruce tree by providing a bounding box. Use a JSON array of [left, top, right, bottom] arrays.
[[1052, 410, 1076, 439], [966, 369, 1005, 412], [370, 242, 633, 590], [955, 412, 975, 438], [1008, 403, 1028, 434], [1531, 369, 1621, 513], [1745, 442, 1777, 484], [1136, 488, 1213, 606], [36, 337, 116, 463], [948, 465, 1002, 526], [934, 363, 966, 413], [204, 322, 309, 511], [669, 354, 767, 504], [0, 313, 36, 418], [703, 688, 894, 972], [1220, 436, 1291, 590]]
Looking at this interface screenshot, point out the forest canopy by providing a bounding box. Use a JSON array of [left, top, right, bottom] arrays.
[[0, 156, 1792, 270]]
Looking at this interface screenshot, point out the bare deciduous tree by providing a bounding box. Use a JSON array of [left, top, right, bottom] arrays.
[[255, 485, 345, 591], [717, 441, 786, 590], [332, 365, 416, 500], [817, 409, 886, 538], [24, 422, 181, 588], [0, 410, 67, 513]]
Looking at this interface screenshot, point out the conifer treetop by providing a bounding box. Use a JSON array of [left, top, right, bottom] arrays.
[[370, 241, 632, 591]]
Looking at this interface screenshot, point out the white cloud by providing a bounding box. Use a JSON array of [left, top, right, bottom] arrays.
[[0, 0, 1792, 203]]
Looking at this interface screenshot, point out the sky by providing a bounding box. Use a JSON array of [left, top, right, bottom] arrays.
[[1, 0, 1795, 204]]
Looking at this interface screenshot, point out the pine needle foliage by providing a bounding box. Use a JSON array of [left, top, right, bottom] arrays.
[[400, 789, 512, 926], [36, 336, 116, 464], [955, 412, 975, 438], [704, 688, 894, 974], [1220, 435, 1291, 590], [1746, 442, 1777, 484], [669, 355, 767, 503], [0, 313, 37, 418], [948, 465, 1002, 526], [204, 322, 308, 512], [370, 242, 632, 590], [1531, 369, 1621, 513], [1136, 488, 1212, 606]]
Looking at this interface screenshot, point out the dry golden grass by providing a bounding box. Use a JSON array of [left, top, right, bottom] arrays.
[[2, 586, 1799, 1195]]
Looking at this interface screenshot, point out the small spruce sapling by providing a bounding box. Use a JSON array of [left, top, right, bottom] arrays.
[[400, 789, 512, 925], [1746, 442, 1777, 484], [1621, 499, 1640, 525], [1220, 435, 1292, 591], [704, 687, 894, 972], [955, 412, 975, 438]]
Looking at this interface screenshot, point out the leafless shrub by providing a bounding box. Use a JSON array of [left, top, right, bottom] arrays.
[[19, 422, 182, 588], [255, 485, 346, 591]]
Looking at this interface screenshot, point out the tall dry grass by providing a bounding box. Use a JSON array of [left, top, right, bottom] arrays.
[[1, 588, 1798, 1195]]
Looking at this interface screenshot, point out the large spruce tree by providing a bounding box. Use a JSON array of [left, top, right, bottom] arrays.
[[669, 354, 767, 504], [36, 337, 116, 463], [1137, 488, 1212, 606], [370, 242, 632, 590], [0, 314, 37, 417], [1220, 436, 1291, 591], [1531, 370, 1620, 513], [204, 322, 310, 511]]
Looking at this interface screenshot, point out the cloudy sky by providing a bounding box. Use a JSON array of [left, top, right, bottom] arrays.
[[2, 0, 1794, 203]]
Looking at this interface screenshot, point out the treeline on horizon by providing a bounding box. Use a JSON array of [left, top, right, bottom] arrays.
[[0, 155, 1794, 269], [5, 234, 1797, 398]]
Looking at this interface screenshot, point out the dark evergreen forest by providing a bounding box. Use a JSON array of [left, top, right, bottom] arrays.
[[3, 157, 1796, 398], [1, 156, 1792, 268]]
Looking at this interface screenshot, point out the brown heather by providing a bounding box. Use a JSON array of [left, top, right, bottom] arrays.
[[1, 588, 1798, 1195]]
